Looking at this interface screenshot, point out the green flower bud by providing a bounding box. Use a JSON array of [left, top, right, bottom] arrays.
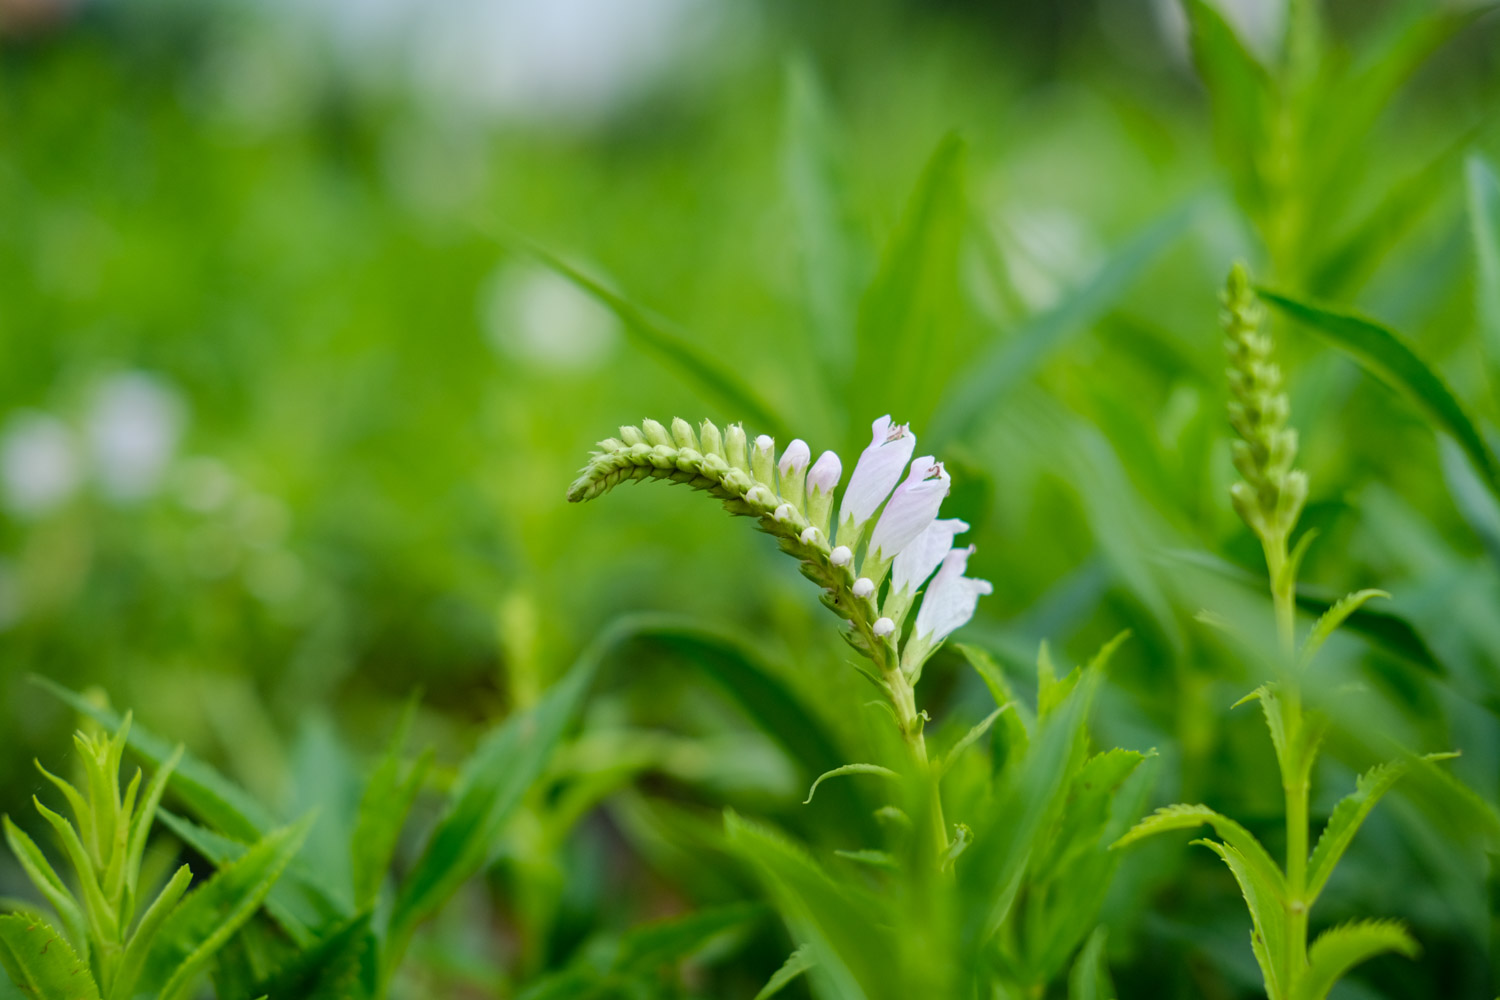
[[751, 434, 776, 487], [620, 425, 646, 447], [699, 420, 724, 459], [642, 418, 673, 448], [725, 423, 749, 472], [671, 417, 698, 451]]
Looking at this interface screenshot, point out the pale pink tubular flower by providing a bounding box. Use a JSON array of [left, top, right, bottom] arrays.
[[837, 415, 914, 538], [891, 518, 970, 595], [867, 457, 949, 563], [913, 545, 992, 644]]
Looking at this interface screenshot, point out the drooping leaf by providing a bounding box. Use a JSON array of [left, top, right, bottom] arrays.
[[1256, 288, 1500, 500], [754, 945, 815, 1000], [802, 764, 898, 805], [519, 240, 786, 438], [1299, 589, 1390, 667], [140, 818, 311, 1000], [1232, 685, 1289, 776], [929, 206, 1192, 446], [0, 915, 100, 1000], [1293, 920, 1419, 1000]]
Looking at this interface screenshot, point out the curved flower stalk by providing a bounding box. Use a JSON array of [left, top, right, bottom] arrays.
[[567, 415, 991, 846], [1113, 264, 1449, 1000]]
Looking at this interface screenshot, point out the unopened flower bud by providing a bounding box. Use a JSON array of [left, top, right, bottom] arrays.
[[799, 526, 820, 545], [671, 417, 698, 451], [620, 425, 646, 447], [773, 503, 796, 523], [642, 419, 673, 448], [806, 450, 842, 538], [725, 423, 749, 472], [744, 485, 776, 510], [699, 420, 724, 459], [853, 577, 875, 599], [872, 617, 895, 638], [751, 434, 776, 487], [830, 545, 852, 567], [777, 438, 812, 510]]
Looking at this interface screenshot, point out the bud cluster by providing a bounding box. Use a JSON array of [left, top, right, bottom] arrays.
[[568, 415, 991, 698], [1224, 264, 1307, 546]]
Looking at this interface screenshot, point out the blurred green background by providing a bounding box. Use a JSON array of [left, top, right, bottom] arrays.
[[3, 0, 1500, 995]]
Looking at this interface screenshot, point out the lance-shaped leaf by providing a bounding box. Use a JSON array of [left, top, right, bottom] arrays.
[[140, 818, 312, 1000], [1300, 589, 1389, 668], [754, 945, 814, 1000], [1, 819, 86, 960], [803, 764, 898, 805], [1306, 754, 1455, 903], [1180, 0, 1272, 216], [350, 700, 432, 911], [1195, 840, 1287, 1000], [1112, 804, 1285, 899], [1256, 289, 1500, 500], [1066, 926, 1114, 1000], [0, 915, 100, 1000], [1470, 156, 1500, 368], [1293, 920, 1419, 1000]]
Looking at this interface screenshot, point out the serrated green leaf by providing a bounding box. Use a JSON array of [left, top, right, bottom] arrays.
[[1112, 804, 1286, 900], [930, 206, 1191, 446], [1195, 840, 1287, 999], [1257, 288, 1500, 500], [387, 625, 601, 958], [1293, 920, 1419, 1000], [141, 818, 311, 1000], [849, 132, 967, 440], [1306, 759, 1417, 902], [753, 945, 814, 1000], [248, 913, 376, 1000], [31, 679, 274, 845], [1300, 589, 1389, 668], [1233, 685, 1289, 777], [802, 764, 898, 805], [1, 820, 85, 962], [0, 915, 100, 1000]]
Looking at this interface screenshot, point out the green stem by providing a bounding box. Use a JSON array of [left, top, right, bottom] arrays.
[[883, 662, 949, 860]]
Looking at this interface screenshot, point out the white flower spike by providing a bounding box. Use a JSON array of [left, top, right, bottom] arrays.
[[838, 415, 915, 544], [867, 456, 950, 567]]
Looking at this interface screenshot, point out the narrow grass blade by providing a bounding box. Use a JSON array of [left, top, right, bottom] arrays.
[[1257, 288, 1500, 500], [520, 241, 786, 438], [1468, 155, 1500, 369], [1066, 926, 1114, 1000], [1181, 0, 1272, 215], [351, 699, 432, 910], [930, 206, 1191, 446], [754, 945, 814, 1000], [849, 132, 967, 441]]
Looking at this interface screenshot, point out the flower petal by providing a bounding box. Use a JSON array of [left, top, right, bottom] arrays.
[[837, 415, 915, 533], [891, 518, 970, 594], [867, 457, 950, 562], [914, 545, 992, 643]]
